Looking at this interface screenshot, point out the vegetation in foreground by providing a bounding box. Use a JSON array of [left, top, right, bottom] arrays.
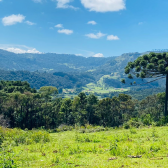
[[1, 126, 168, 167]]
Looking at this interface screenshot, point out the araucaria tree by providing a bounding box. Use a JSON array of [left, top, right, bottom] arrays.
[[121, 52, 168, 116]]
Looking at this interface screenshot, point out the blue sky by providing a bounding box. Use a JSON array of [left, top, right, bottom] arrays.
[[0, 0, 168, 57]]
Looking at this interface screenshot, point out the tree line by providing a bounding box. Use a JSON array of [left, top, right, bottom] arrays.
[[0, 80, 165, 129]]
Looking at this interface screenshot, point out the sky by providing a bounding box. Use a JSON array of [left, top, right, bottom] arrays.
[[0, 0, 168, 57]]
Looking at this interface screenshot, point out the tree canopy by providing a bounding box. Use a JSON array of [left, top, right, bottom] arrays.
[[122, 52, 167, 83], [122, 52, 168, 116]]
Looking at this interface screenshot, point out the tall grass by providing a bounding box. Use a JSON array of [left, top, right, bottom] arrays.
[[1, 126, 168, 167], [0, 127, 50, 167]]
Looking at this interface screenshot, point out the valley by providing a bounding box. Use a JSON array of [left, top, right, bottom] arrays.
[[0, 49, 165, 99]]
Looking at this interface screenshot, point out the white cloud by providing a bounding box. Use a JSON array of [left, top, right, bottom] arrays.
[[87, 21, 97, 25], [2, 14, 25, 26], [107, 35, 119, 40], [5, 48, 41, 54], [54, 0, 78, 10], [0, 44, 42, 54], [85, 32, 106, 39], [55, 24, 63, 28], [58, 29, 73, 35], [81, 0, 126, 12], [25, 21, 35, 25], [92, 53, 104, 57]]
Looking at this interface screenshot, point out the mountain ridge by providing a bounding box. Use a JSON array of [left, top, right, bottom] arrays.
[[0, 49, 165, 91]]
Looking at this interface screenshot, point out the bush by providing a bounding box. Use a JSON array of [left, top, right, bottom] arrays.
[[78, 125, 108, 133], [130, 128, 137, 134], [0, 149, 18, 168], [31, 130, 50, 143], [155, 116, 168, 126], [123, 122, 130, 129], [142, 114, 153, 125], [123, 118, 143, 129], [56, 124, 73, 132], [0, 127, 50, 147]]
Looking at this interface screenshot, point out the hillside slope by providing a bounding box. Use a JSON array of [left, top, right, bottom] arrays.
[[0, 49, 113, 72], [0, 49, 165, 90]]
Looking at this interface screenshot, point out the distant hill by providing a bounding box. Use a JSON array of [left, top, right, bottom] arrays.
[[0, 49, 113, 72], [0, 70, 95, 89], [0, 49, 165, 90], [90, 52, 142, 78]]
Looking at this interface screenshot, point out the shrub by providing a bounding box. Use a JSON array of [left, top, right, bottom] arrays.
[[78, 125, 107, 133], [56, 124, 73, 132], [31, 130, 50, 143], [123, 118, 143, 129], [0, 149, 18, 168], [130, 128, 137, 134], [0, 127, 50, 147], [142, 114, 153, 125], [150, 143, 161, 152]]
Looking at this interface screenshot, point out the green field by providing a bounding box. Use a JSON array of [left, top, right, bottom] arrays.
[[61, 82, 129, 99], [83, 83, 128, 94], [2, 126, 168, 168]]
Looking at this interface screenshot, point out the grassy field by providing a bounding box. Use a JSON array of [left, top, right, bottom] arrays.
[[3, 126, 168, 168], [60, 74, 130, 99], [61, 82, 129, 99], [83, 83, 128, 94]]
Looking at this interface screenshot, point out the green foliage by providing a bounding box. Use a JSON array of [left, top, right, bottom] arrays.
[[1, 126, 168, 167], [0, 70, 96, 90], [0, 149, 18, 168], [140, 71, 146, 78], [39, 86, 58, 96], [0, 80, 36, 93], [142, 114, 153, 126], [128, 74, 133, 79], [147, 63, 154, 69], [0, 127, 50, 147], [0, 127, 50, 168], [56, 124, 73, 132], [77, 125, 107, 133], [143, 54, 149, 60], [0, 80, 166, 131], [123, 118, 143, 129], [123, 52, 167, 86], [121, 79, 125, 84], [75, 134, 100, 143], [125, 68, 130, 74]]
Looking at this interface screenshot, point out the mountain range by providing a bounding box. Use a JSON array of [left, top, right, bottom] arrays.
[[0, 49, 165, 90]]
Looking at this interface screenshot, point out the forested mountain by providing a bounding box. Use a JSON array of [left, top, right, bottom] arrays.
[[0, 70, 95, 89], [0, 49, 165, 91], [0, 49, 142, 74], [92, 52, 142, 77], [0, 49, 113, 72]]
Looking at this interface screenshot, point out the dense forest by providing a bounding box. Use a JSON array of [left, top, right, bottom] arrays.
[[0, 49, 165, 92], [0, 49, 113, 72], [0, 80, 166, 130], [0, 51, 167, 130], [0, 70, 95, 89]]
